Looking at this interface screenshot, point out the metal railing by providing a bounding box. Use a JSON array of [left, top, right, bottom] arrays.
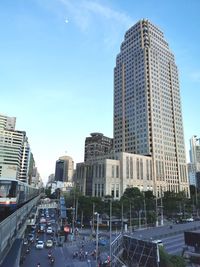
[[0, 195, 40, 265]]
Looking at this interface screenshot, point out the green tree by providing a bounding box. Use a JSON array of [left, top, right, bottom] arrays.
[[169, 255, 186, 267], [159, 247, 172, 267]]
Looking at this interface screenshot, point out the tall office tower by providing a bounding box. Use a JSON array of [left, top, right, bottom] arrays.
[[0, 113, 30, 183], [114, 19, 189, 195], [84, 132, 113, 162], [189, 136, 200, 170], [55, 156, 74, 182]]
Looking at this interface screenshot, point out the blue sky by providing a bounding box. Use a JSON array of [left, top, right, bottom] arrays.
[[1, 0, 200, 183]]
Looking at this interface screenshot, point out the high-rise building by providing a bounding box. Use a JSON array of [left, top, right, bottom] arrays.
[[187, 163, 196, 186], [113, 19, 189, 196], [190, 136, 200, 170], [55, 156, 74, 182], [84, 132, 113, 162], [0, 113, 31, 183]]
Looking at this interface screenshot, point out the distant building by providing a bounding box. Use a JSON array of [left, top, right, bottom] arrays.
[[48, 173, 55, 183], [190, 136, 200, 170], [84, 132, 113, 162], [187, 163, 197, 186], [31, 167, 41, 188], [188, 135, 200, 187], [76, 152, 153, 199], [196, 172, 200, 190], [55, 156, 74, 182], [0, 113, 30, 182]]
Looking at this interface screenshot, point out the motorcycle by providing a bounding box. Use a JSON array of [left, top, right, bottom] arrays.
[[49, 257, 55, 265]]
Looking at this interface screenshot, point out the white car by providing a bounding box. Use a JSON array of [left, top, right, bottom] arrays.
[[46, 239, 53, 248], [46, 227, 53, 234], [36, 240, 44, 249]]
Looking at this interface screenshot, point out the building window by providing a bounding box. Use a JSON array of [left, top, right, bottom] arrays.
[[116, 165, 119, 178], [101, 184, 104, 197], [102, 164, 105, 177], [95, 184, 97, 196], [140, 159, 143, 179], [126, 157, 129, 178], [146, 160, 149, 180], [111, 184, 115, 197], [130, 158, 133, 179], [98, 184, 101, 197], [137, 159, 140, 179], [112, 165, 115, 178], [116, 184, 119, 198]]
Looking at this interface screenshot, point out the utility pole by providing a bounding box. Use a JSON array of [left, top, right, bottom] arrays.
[[95, 212, 99, 267], [75, 197, 78, 222], [160, 190, 164, 226], [109, 199, 112, 266], [156, 197, 158, 227], [129, 202, 132, 232], [143, 192, 147, 228], [195, 185, 199, 217], [81, 210, 83, 229], [121, 202, 124, 233], [92, 203, 95, 233]]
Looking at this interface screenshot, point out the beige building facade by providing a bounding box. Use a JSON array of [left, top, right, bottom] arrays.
[[76, 152, 154, 199]]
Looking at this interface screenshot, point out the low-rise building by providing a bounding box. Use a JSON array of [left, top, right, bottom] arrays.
[[76, 152, 154, 199]]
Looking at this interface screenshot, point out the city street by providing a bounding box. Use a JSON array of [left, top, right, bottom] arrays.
[[19, 205, 111, 267]]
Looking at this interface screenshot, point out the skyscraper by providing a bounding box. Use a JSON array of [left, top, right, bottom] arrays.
[[190, 136, 200, 169], [0, 113, 30, 183], [84, 132, 113, 162], [55, 156, 74, 182], [114, 19, 189, 195]]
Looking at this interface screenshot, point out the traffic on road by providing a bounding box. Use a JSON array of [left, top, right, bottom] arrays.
[[20, 202, 111, 267]]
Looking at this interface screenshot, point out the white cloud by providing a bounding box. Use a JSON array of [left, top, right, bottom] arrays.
[[58, 0, 133, 37]]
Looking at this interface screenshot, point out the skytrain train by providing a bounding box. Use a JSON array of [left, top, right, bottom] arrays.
[[0, 178, 40, 212]]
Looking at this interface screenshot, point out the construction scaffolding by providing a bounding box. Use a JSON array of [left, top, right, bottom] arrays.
[[111, 234, 159, 267]]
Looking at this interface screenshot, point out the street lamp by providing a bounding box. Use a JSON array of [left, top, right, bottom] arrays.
[[143, 193, 147, 228], [139, 210, 142, 229], [121, 196, 133, 232], [109, 199, 112, 266], [94, 212, 99, 267]]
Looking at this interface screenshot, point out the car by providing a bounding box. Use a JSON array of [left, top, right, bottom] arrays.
[[46, 227, 53, 234], [46, 239, 53, 248], [28, 234, 34, 242], [36, 240, 44, 249], [38, 224, 45, 233], [186, 218, 194, 222], [40, 218, 46, 224], [23, 238, 28, 245]]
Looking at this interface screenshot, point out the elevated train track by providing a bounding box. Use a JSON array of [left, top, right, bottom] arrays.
[[0, 195, 41, 266]]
